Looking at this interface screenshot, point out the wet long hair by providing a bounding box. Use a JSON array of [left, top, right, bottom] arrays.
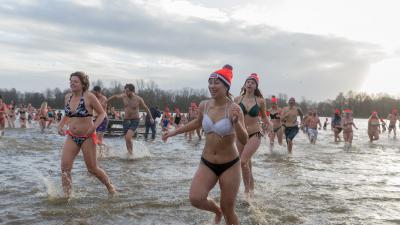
[[40, 102, 48, 111], [240, 80, 264, 99]]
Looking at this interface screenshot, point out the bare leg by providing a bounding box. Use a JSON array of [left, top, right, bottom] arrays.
[[287, 140, 293, 154], [47, 119, 53, 128], [196, 128, 202, 140], [60, 137, 80, 198], [82, 139, 116, 194], [219, 162, 241, 225], [239, 135, 261, 195], [125, 129, 134, 155], [277, 129, 283, 146], [189, 164, 221, 224]]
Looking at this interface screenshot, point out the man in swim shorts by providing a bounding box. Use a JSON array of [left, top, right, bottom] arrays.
[[281, 97, 304, 154], [107, 83, 154, 155]]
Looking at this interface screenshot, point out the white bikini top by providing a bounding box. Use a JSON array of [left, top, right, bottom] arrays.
[[202, 101, 234, 137]]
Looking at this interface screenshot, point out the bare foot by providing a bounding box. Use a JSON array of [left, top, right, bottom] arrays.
[[214, 207, 222, 224], [108, 184, 117, 195]]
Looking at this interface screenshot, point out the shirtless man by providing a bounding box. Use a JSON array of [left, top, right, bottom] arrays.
[[0, 96, 8, 136], [107, 83, 154, 155], [93, 86, 109, 145], [387, 109, 399, 138], [281, 97, 304, 154], [305, 111, 322, 144]]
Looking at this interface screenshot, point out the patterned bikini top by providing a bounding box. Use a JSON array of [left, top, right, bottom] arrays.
[[64, 94, 93, 118]]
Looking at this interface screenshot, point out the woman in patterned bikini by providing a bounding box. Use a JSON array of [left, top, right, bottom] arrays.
[[57, 71, 115, 198]]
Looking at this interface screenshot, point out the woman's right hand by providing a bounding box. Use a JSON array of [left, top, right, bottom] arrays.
[[57, 126, 65, 136], [162, 130, 175, 142]]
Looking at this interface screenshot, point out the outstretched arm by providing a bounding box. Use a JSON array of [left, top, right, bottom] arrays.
[[107, 93, 123, 103], [297, 107, 304, 123], [162, 101, 206, 142], [259, 98, 270, 131], [139, 97, 153, 122]]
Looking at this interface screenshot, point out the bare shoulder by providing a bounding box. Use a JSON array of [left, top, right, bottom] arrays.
[[233, 96, 241, 103], [64, 92, 72, 100], [198, 100, 209, 111], [257, 96, 266, 105], [84, 91, 96, 99], [136, 95, 144, 102], [230, 102, 242, 112]]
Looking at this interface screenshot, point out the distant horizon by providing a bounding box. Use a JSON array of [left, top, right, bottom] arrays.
[[1, 0, 400, 100], [1, 80, 400, 103]]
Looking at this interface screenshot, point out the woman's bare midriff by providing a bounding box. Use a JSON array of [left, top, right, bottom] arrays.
[[202, 134, 239, 164]]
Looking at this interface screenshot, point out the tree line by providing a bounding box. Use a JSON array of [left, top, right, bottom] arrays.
[[1, 81, 399, 118]]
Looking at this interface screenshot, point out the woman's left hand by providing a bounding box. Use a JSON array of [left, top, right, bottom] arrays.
[[86, 125, 96, 136], [231, 106, 241, 124]]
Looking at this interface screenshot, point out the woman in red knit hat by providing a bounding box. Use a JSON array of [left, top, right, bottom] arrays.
[[163, 65, 247, 225], [341, 109, 358, 149], [268, 95, 283, 147], [368, 111, 380, 142], [234, 73, 269, 197]]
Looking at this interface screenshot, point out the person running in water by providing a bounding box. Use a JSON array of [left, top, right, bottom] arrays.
[[18, 104, 27, 128], [331, 109, 342, 142], [107, 83, 154, 155], [368, 111, 381, 143], [387, 109, 399, 138], [47, 106, 55, 128], [188, 102, 202, 140], [341, 109, 358, 149], [57, 71, 115, 198], [27, 103, 35, 124], [173, 108, 183, 128], [56, 110, 63, 123], [92, 86, 109, 145], [234, 73, 269, 197], [281, 97, 304, 155], [268, 96, 283, 147], [7, 101, 16, 128], [305, 111, 322, 144], [380, 118, 387, 133], [163, 65, 247, 225], [323, 117, 329, 130], [144, 106, 161, 140], [161, 107, 172, 132], [0, 96, 8, 136], [38, 102, 48, 133]]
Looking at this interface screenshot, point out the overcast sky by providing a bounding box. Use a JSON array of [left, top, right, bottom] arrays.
[[1, 0, 399, 100]]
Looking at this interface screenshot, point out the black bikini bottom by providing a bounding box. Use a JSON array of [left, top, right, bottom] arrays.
[[201, 156, 240, 177]]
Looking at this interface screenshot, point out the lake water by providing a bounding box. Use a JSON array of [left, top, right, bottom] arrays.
[[0, 118, 399, 225]]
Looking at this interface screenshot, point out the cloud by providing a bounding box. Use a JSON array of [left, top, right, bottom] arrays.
[[0, 0, 385, 100]]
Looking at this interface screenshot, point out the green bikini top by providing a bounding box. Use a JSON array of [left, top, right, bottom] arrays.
[[239, 96, 260, 117]]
